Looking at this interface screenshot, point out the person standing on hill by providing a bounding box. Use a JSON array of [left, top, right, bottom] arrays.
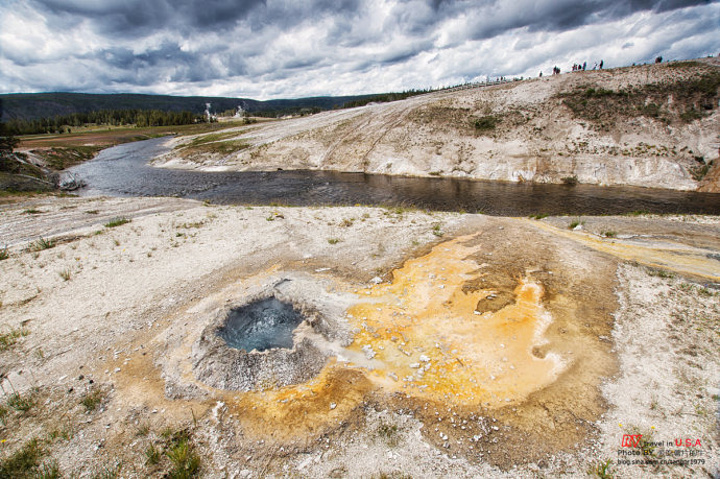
[[599, 60, 604, 69]]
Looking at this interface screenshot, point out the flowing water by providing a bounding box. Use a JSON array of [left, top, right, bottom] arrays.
[[69, 137, 720, 216]]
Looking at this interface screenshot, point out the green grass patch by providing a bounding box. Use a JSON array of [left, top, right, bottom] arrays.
[[472, 115, 498, 132], [647, 268, 675, 279], [180, 139, 249, 156], [558, 69, 720, 129], [587, 458, 615, 478], [0, 438, 47, 478], [32, 146, 102, 170], [327, 238, 340, 245], [81, 389, 104, 412], [104, 217, 131, 228], [145, 444, 161, 466], [0, 328, 30, 351], [0, 246, 9, 260], [29, 237, 55, 251], [166, 438, 201, 479], [7, 392, 34, 412]]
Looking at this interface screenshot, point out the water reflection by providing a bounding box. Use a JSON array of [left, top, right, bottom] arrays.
[[69, 137, 720, 216]]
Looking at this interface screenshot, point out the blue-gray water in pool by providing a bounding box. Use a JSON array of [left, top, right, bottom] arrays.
[[218, 297, 304, 352], [69, 137, 720, 216]]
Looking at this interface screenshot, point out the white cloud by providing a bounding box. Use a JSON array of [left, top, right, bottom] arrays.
[[0, 0, 717, 98]]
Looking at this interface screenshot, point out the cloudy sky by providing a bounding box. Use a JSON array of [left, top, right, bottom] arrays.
[[1, 0, 718, 99]]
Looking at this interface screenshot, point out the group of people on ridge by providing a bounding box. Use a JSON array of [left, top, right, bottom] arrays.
[[548, 59, 603, 76]]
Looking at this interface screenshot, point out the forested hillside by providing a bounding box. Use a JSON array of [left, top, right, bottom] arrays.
[[0, 92, 378, 123]]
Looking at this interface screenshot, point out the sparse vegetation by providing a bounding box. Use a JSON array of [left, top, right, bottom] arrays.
[[104, 217, 131, 228], [588, 458, 615, 478], [472, 115, 498, 132], [59, 268, 71, 281], [0, 328, 30, 351], [561, 175, 578, 186], [145, 444, 161, 465], [7, 392, 34, 412], [432, 224, 444, 237], [602, 231, 617, 238], [529, 214, 548, 220], [0, 246, 8, 260], [30, 237, 55, 251], [328, 238, 340, 244], [559, 69, 720, 129], [91, 462, 122, 479], [81, 388, 104, 412], [569, 219, 584, 230], [647, 268, 675, 279], [0, 438, 46, 478], [378, 422, 400, 447], [626, 210, 651, 216]]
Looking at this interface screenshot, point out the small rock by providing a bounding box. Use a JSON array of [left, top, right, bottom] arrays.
[[330, 403, 337, 410], [370, 276, 383, 284]]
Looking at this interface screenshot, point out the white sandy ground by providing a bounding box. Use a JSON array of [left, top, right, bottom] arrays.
[[0, 195, 718, 478]]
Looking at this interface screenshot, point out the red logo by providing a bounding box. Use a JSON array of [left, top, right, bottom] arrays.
[[622, 434, 643, 447]]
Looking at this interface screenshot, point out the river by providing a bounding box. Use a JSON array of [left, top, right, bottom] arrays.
[[68, 137, 720, 216]]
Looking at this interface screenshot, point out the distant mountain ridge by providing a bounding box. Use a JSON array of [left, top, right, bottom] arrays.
[[0, 92, 378, 121]]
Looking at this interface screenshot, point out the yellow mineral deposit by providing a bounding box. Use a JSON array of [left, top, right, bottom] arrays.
[[344, 234, 564, 408]]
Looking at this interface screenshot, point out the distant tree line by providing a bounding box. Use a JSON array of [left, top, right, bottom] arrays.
[[4, 109, 200, 135], [341, 89, 431, 108]]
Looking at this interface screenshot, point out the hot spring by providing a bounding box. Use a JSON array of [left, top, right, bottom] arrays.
[[217, 297, 305, 352]]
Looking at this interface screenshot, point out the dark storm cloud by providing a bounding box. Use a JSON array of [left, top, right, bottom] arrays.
[[32, 0, 267, 34], [0, 0, 718, 96]]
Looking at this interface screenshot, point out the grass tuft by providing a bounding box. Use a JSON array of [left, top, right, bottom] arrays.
[[0, 328, 29, 351], [58, 268, 71, 281], [145, 444, 161, 466], [561, 175, 578, 186], [81, 389, 103, 412], [163, 429, 201, 479], [0, 438, 43, 477], [587, 458, 615, 478], [7, 392, 34, 412], [0, 246, 9, 260], [30, 237, 55, 251], [104, 217, 131, 228]]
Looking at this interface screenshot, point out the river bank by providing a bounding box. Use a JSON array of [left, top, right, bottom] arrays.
[[152, 58, 720, 192], [1, 195, 718, 477]]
